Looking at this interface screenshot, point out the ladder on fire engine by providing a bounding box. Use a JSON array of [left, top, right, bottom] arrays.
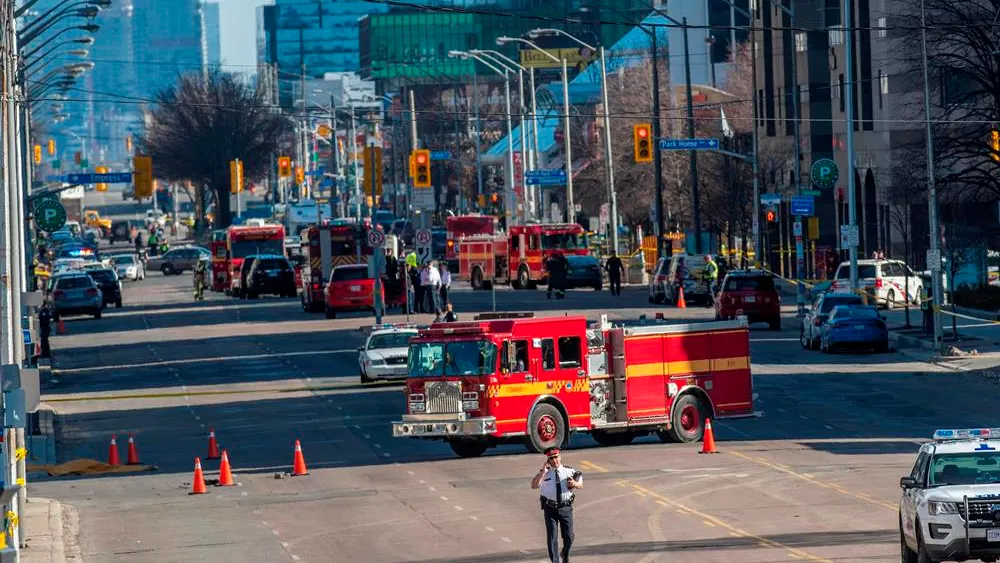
[[607, 328, 629, 423]]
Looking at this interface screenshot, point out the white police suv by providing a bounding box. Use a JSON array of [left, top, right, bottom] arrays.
[[901, 428, 1000, 562], [358, 325, 418, 384]]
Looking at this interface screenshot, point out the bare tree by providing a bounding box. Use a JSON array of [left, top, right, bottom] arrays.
[[139, 70, 292, 229]]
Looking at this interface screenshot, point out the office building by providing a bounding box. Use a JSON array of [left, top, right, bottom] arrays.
[[204, 1, 221, 67], [131, 0, 208, 100]]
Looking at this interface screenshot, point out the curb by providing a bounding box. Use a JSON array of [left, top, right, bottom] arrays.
[[888, 331, 936, 351]]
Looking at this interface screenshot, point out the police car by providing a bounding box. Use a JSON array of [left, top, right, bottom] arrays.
[[358, 324, 418, 384], [900, 428, 1000, 562]]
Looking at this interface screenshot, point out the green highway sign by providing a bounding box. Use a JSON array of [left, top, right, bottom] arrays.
[[33, 198, 67, 232], [810, 158, 839, 189]]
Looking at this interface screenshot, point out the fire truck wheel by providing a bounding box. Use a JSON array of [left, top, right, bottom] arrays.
[[448, 439, 488, 458], [527, 403, 566, 453], [661, 394, 705, 443], [517, 266, 530, 290], [471, 268, 485, 290], [591, 430, 634, 447]]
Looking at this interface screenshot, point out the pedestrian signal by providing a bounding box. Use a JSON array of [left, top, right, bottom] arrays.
[[413, 149, 431, 188], [33, 145, 41, 165], [95, 166, 109, 192], [633, 124, 652, 163], [47, 139, 56, 156], [295, 166, 305, 185]]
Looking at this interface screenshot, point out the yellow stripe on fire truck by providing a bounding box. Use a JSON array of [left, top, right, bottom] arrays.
[[486, 379, 589, 399], [624, 356, 749, 378]]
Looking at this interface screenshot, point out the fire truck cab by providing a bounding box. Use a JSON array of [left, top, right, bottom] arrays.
[[392, 313, 759, 458], [457, 223, 587, 290]]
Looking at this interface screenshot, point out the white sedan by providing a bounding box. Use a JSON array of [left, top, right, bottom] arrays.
[[109, 254, 146, 281], [358, 327, 417, 384]]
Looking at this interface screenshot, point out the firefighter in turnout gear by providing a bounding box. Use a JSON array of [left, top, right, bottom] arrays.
[[193, 259, 207, 301]]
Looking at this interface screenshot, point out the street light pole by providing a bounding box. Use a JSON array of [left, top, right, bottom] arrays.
[[920, 0, 944, 353], [599, 46, 619, 253], [843, 0, 859, 290], [681, 17, 702, 254]]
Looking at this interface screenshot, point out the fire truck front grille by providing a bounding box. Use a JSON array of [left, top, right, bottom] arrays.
[[425, 381, 462, 414]]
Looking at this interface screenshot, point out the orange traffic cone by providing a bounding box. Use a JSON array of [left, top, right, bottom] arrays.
[[700, 419, 718, 454], [56, 318, 67, 335], [206, 429, 220, 460], [126, 433, 140, 465], [291, 440, 308, 476], [190, 457, 207, 495], [676, 287, 687, 309], [217, 450, 235, 486], [108, 435, 121, 466]]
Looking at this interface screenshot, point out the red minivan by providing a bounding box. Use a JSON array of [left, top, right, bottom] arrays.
[[324, 264, 383, 319]]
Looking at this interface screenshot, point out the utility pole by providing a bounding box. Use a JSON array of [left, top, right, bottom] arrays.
[[410, 89, 419, 224], [682, 17, 702, 254], [599, 46, 619, 253], [472, 73, 484, 202], [529, 68, 540, 219], [350, 108, 360, 220], [561, 58, 574, 224], [650, 29, 665, 256], [920, 0, 944, 353], [843, 0, 859, 290]]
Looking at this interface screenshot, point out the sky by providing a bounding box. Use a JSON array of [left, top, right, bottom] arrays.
[[217, 0, 265, 73]]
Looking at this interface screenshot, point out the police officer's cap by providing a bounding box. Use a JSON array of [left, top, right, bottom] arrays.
[[544, 447, 560, 458]]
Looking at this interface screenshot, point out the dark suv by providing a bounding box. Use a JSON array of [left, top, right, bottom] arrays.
[[715, 269, 781, 330], [244, 255, 297, 299], [86, 268, 123, 308]]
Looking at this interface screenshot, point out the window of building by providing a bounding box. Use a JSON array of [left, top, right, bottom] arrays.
[[557, 336, 581, 369], [829, 27, 844, 46], [880, 71, 889, 95], [750, 0, 758, 18], [795, 32, 807, 52], [940, 68, 978, 106], [876, 17, 887, 39], [839, 73, 845, 112], [832, 76, 840, 100]]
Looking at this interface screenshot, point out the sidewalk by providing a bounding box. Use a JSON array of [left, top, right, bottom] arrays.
[[20, 497, 79, 563]]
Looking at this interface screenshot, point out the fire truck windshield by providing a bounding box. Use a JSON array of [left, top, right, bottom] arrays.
[[408, 340, 497, 377], [542, 232, 587, 250], [231, 239, 283, 259]]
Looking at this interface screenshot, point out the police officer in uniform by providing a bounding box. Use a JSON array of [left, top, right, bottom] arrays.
[[531, 447, 581, 563], [605, 251, 624, 296]]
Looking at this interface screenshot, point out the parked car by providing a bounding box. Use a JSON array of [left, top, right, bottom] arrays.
[[244, 255, 297, 299], [145, 209, 166, 229], [648, 254, 722, 306], [86, 268, 123, 308], [819, 305, 889, 353], [49, 272, 103, 320], [357, 326, 417, 383], [109, 253, 145, 281], [563, 254, 602, 290], [800, 292, 865, 350], [325, 264, 382, 319], [147, 246, 210, 275], [831, 259, 922, 309], [714, 269, 781, 330], [109, 220, 139, 244]]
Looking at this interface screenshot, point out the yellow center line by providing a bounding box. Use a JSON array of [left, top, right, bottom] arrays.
[[582, 460, 832, 563], [728, 451, 898, 511]]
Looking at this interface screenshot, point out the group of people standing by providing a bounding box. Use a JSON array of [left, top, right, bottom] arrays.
[[400, 256, 456, 322]]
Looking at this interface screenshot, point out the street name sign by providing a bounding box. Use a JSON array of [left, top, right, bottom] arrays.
[[525, 169, 567, 186], [66, 172, 133, 184], [658, 138, 720, 151]]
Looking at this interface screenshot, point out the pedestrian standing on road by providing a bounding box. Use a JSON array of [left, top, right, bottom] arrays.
[[428, 261, 443, 319], [703, 255, 719, 306], [443, 302, 458, 322], [417, 264, 430, 314], [38, 304, 52, 359], [404, 263, 418, 314], [439, 262, 452, 306], [920, 284, 933, 334], [605, 251, 625, 296], [531, 447, 581, 563], [134, 231, 143, 254]]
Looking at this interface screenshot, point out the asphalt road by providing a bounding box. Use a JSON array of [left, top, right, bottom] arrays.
[[31, 264, 1000, 563]]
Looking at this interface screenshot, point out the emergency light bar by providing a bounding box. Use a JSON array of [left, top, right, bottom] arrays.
[[473, 312, 534, 321], [934, 428, 1000, 441]]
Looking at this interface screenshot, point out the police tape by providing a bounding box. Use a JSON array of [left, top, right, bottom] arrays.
[[931, 305, 1000, 325]]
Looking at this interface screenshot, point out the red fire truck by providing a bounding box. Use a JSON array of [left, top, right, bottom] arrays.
[[225, 224, 285, 296], [457, 223, 588, 290], [300, 224, 406, 313], [445, 214, 497, 269], [209, 240, 229, 292], [392, 314, 759, 458], [300, 224, 370, 312]]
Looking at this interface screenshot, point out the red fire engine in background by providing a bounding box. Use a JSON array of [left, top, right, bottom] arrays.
[[457, 223, 588, 290], [445, 214, 497, 270], [300, 224, 371, 312], [392, 313, 758, 458], [209, 239, 229, 292], [225, 224, 285, 296]]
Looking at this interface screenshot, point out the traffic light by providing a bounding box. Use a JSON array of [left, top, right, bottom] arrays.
[[133, 155, 153, 198], [33, 144, 41, 165], [277, 156, 292, 177], [413, 149, 431, 188], [230, 159, 244, 194], [294, 165, 304, 185], [74, 151, 82, 165], [477, 194, 487, 208], [95, 166, 108, 192], [633, 123, 652, 163], [765, 206, 777, 222], [991, 130, 999, 162], [363, 146, 383, 197], [47, 139, 55, 156]]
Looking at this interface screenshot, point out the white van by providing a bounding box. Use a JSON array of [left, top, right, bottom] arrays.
[[831, 259, 922, 308]]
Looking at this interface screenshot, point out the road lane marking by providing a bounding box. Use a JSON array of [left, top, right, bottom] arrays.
[[469, 515, 478, 521], [728, 451, 897, 511], [51, 349, 357, 373], [824, 425, 834, 430], [454, 505, 464, 511], [440, 496, 449, 501], [581, 460, 834, 563], [485, 526, 494, 532], [501, 537, 511, 543]]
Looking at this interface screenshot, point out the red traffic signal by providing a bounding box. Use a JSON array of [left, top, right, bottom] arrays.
[[766, 209, 777, 222], [637, 127, 648, 138], [415, 152, 428, 165]]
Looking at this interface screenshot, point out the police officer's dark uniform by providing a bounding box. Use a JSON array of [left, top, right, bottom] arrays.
[[38, 305, 51, 359], [531, 447, 581, 563], [605, 252, 624, 296], [546, 253, 569, 299]]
